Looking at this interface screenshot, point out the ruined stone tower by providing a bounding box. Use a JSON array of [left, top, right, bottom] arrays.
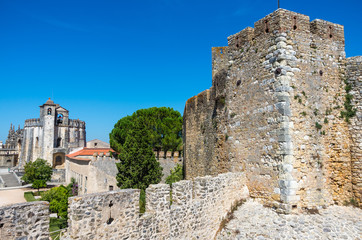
[[20, 98, 86, 167], [183, 9, 361, 212]]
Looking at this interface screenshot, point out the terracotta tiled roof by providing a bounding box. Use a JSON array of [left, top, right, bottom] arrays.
[[66, 148, 115, 159], [67, 156, 91, 161]]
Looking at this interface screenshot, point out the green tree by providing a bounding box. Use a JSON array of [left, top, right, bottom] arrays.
[[116, 119, 163, 190], [165, 164, 184, 185], [110, 107, 183, 159], [22, 158, 52, 191], [32, 179, 47, 193]]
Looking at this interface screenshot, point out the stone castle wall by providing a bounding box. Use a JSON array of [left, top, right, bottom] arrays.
[[66, 172, 248, 239], [0, 172, 249, 240], [65, 153, 119, 195], [184, 9, 360, 210], [346, 56, 362, 204], [0, 201, 49, 240]]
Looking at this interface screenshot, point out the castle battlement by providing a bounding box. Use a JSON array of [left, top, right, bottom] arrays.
[[68, 119, 86, 128], [24, 118, 42, 127], [227, 9, 344, 44], [183, 8, 361, 212], [66, 171, 248, 239], [0, 172, 249, 239]]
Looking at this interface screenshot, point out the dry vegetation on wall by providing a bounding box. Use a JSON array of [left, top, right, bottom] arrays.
[[214, 199, 246, 239]]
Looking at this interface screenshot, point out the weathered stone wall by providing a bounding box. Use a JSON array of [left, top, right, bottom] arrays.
[[51, 168, 66, 183], [288, 16, 352, 208], [65, 153, 120, 195], [0, 201, 49, 240], [184, 9, 359, 211], [346, 56, 362, 204], [0, 149, 18, 167], [184, 9, 301, 210], [158, 158, 183, 183], [66, 172, 249, 239], [65, 158, 89, 194], [86, 139, 110, 148], [88, 154, 119, 193]]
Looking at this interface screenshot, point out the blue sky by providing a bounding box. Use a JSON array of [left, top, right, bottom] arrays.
[[0, 0, 361, 142]]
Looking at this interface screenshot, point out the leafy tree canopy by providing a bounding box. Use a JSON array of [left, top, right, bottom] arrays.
[[32, 179, 47, 192], [22, 158, 52, 190], [110, 107, 183, 157]]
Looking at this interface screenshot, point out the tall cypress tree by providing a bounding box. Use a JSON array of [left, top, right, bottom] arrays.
[[115, 118, 163, 190]]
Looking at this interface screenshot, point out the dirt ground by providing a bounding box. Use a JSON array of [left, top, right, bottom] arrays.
[[0, 188, 29, 207], [0, 185, 57, 207]]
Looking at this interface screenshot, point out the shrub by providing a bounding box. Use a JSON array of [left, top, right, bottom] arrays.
[[41, 185, 70, 219], [166, 164, 184, 185], [340, 79, 357, 122]]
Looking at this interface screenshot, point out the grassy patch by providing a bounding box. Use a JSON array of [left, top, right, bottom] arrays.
[[24, 192, 37, 202]]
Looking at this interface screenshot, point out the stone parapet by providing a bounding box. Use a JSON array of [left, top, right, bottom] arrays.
[[0, 201, 49, 240], [68, 119, 86, 129], [66, 172, 249, 239], [24, 118, 42, 127]]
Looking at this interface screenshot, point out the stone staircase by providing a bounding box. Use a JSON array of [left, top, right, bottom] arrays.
[[0, 173, 21, 187]]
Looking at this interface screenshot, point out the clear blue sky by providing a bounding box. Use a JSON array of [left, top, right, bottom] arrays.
[[0, 0, 361, 143]]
